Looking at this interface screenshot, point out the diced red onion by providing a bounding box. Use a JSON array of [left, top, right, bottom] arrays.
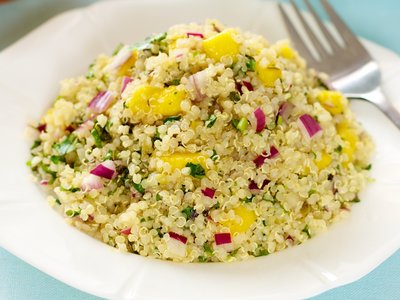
[[268, 145, 279, 159], [215, 233, 232, 245], [187, 69, 208, 101], [253, 108, 266, 132], [242, 81, 254, 91], [278, 102, 294, 123], [81, 174, 103, 192], [202, 188, 216, 199], [186, 32, 204, 38], [249, 179, 270, 190], [87, 214, 94, 221], [104, 45, 132, 72], [167, 236, 187, 257], [254, 146, 279, 168], [236, 81, 254, 94], [121, 228, 131, 235], [39, 179, 49, 186], [37, 124, 46, 132], [90, 160, 116, 180], [121, 76, 132, 94], [169, 232, 188, 244], [253, 151, 267, 168], [88, 91, 114, 114], [75, 119, 94, 134], [298, 114, 322, 138]]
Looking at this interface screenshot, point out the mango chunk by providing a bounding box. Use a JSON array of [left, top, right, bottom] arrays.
[[149, 86, 186, 116], [126, 85, 161, 114], [203, 30, 239, 61], [118, 50, 138, 76], [318, 90, 348, 115], [221, 205, 257, 234], [336, 122, 358, 164], [160, 152, 207, 170], [279, 45, 295, 59], [314, 151, 332, 170], [126, 85, 185, 117], [256, 65, 282, 87]]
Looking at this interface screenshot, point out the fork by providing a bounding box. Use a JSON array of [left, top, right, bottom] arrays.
[[279, 0, 400, 129]]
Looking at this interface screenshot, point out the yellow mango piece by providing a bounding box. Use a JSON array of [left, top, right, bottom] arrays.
[[336, 122, 359, 164], [221, 205, 257, 234], [203, 30, 240, 61], [150, 86, 186, 116], [256, 65, 282, 87], [126, 85, 161, 114], [314, 151, 332, 170], [160, 152, 207, 170], [118, 50, 137, 76], [190, 120, 202, 130], [318, 90, 348, 115], [279, 45, 295, 59]]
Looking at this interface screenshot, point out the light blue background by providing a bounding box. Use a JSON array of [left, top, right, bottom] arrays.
[[0, 0, 399, 299]]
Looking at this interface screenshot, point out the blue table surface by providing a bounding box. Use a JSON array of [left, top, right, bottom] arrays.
[[0, 0, 399, 299]]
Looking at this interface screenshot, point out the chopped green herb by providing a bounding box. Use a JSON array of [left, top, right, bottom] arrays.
[[262, 194, 276, 203], [203, 242, 213, 255], [133, 182, 145, 194], [66, 208, 81, 217], [50, 155, 65, 164], [133, 32, 167, 50], [277, 115, 283, 126], [112, 42, 124, 56], [231, 119, 239, 128], [86, 63, 95, 79], [60, 186, 80, 193], [104, 150, 114, 161], [31, 140, 41, 150], [26, 160, 32, 167], [267, 120, 276, 130], [302, 225, 311, 238], [308, 189, 317, 196], [186, 162, 205, 179], [140, 217, 146, 223], [198, 256, 208, 262], [153, 128, 161, 142], [213, 202, 220, 209], [350, 196, 360, 203], [164, 115, 181, 123], [364, 164, 372, 170], [334, 145, 343, 153], [54, 134, 76, 155], [246, 56, 256, 72], [205, 114, 217, 128], [91, 128, 102, 148], [156, 193, 162, 201], [181, 207, 196, 220], [55, 199, 61, 205], [243, 195, 254, 203], [167, 79, 181, 86], [236, 117, 248, 132], [229, 91, 241, 102], [231, 117, 248, 132], [210, 149, 218, 161], [230, 248, 239, 256], [91, 122, 112, 148], [41, 164, 57, 182], [255, 249, 269, 257]]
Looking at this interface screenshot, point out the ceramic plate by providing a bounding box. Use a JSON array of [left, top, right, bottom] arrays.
[[0, 0, 400, 299]]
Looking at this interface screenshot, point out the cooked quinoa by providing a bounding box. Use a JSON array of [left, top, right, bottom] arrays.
[[27, 20, 374, 262]]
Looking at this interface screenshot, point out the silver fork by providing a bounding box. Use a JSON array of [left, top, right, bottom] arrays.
[[279, 0, 400, 128]]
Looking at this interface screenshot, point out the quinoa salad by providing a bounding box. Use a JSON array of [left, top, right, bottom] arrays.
[[27, 20, 374, 262]]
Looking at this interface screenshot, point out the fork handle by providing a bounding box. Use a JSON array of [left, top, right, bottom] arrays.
[[346, 87, 400, 129]]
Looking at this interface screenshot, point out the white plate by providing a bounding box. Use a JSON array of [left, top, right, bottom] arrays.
[[0, 0, 400, 299]]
